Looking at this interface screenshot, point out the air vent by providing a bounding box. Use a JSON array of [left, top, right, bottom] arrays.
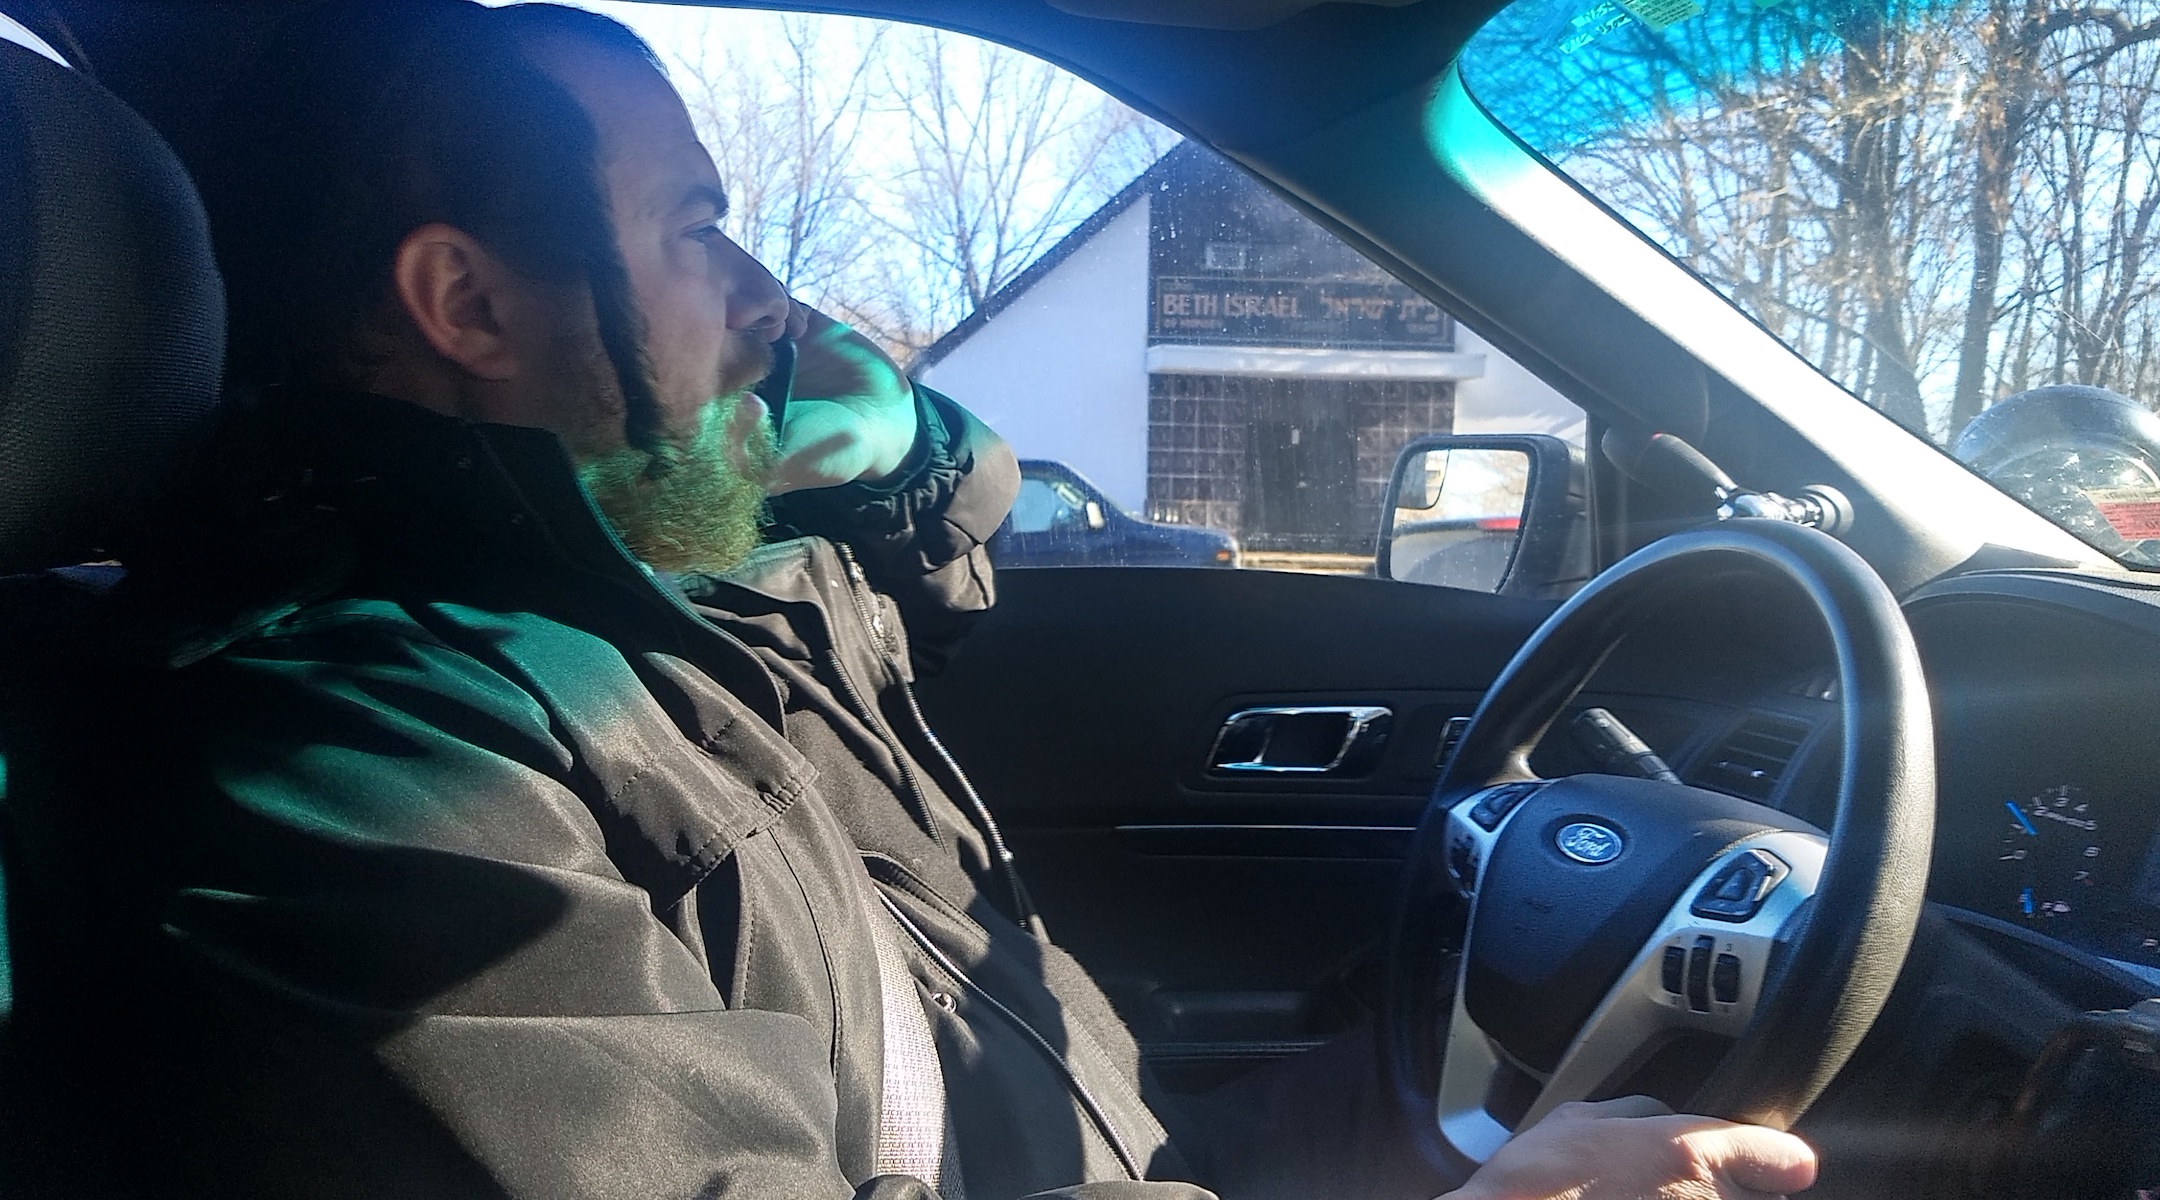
[[1698, 713, 1812, 802]]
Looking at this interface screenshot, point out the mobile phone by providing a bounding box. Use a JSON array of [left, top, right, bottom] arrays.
[[752, 335, 795, 428]]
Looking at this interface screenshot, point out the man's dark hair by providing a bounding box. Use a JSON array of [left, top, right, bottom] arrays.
[[199, 0, 673, 451]]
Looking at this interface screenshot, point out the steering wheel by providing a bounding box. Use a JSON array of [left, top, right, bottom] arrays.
[[1383, 520, 1935, 1168]]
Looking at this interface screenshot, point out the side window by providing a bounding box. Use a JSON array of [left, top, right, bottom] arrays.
[[588, 5, 1583, 584], [1010, 478, 1081, 534]]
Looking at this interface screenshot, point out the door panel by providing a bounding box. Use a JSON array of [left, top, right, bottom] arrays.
[[914, 566, 1556, 1063]]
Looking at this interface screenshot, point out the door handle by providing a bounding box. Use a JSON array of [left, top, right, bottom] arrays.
[[1208, 706, 1392, 776]]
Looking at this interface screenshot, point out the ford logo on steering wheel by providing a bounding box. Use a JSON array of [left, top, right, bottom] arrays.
[[1555, 821, 1625, 864]]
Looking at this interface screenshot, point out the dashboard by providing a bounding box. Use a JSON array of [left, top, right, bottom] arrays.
[[1904, 572, 2160, 980], [1454, 563, 2160, 1196], [1560, 567, 2160, 987]]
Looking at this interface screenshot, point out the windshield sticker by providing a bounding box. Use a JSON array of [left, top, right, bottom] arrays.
[[1560, 1, 1635, 53], [2085, 488, 2160, 541], [1613, 0, 1704, 33]]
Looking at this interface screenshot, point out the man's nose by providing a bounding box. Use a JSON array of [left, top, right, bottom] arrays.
[[718, 238, 791, 340]]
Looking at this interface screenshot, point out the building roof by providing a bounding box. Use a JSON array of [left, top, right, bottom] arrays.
[[910, 140, 1199, 374]]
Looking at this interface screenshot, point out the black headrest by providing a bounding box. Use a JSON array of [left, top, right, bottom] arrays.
[[0, 40, 223, 573]]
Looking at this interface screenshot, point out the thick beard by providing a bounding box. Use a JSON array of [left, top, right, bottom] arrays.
[[579, 392, 778, 575]]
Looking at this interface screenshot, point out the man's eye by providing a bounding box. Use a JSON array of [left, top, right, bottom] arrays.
[[690, 221, 727, 243]]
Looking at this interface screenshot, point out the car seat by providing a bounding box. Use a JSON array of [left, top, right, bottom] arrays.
[[0, 25, 226, 1189]]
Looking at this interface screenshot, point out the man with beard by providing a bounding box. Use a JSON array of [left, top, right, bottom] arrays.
[[20, 4, 1819, 1199]]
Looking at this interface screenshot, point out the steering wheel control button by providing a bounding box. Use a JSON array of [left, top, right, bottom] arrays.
[[1686, 935, 1715, 1012], [1661, 945, 1686, 994], [1554, 821, 1625, 864], [1467, 782, 1542, 831], [1447, 835, 1479, 892], [1690, 848, 1791, 921], [1712, 953, 1742, 1005]]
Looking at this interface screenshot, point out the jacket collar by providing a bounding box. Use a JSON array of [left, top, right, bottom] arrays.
[[112, 387, 786, 727]]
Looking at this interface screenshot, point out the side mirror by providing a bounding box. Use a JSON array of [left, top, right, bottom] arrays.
[[1083, 500, 1107, 532], [1376, 434, 1590, 597]]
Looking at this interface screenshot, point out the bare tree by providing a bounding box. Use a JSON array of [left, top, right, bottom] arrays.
[[665, 14, 898, 339], [646, 11, 1176, 364], [1472, 0, 2160, 440], [874, 27, 1179, 349]]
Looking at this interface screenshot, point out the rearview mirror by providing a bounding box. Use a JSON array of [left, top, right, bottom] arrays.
[[1377, 434, 1589, 597], [1083, 500, 1106, 531]]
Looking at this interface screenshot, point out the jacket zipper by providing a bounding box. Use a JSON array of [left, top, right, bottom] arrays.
[[823, 643, 945, 849], [876, 892, 1146, 1182], [832, 542, 895, 656], [893, 679, 1036, 931], [825, 545, 944, 848], [831, 544, 1034, 929]]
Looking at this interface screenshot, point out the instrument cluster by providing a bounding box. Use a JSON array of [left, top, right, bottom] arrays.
[[1981, 782, 2160, 967], [1902, 576, 2160, 978]]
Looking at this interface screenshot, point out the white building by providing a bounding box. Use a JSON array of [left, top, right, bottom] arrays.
[[917, 143, 1580, 553]]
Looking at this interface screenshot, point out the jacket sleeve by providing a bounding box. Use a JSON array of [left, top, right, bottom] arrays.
[[137, 621, 880, 1200], [766, 384, 1020, 675]]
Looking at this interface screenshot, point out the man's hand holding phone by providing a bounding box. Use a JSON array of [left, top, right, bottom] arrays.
[[765, 304, 921, 495]]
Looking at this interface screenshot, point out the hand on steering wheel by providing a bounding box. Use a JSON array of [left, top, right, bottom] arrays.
[[1447, 1096, 1818, 1200]]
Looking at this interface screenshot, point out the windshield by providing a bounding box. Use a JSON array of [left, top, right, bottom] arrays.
[[1461, 0, 2160, 567]]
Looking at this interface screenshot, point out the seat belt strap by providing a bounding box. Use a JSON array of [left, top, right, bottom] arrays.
[[869, 903, 963, 1198]]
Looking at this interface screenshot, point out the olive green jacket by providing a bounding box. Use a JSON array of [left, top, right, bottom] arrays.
[[0, 386, 1210, 1200]]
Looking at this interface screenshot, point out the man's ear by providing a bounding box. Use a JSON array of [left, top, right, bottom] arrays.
[[390, 223, 524, 382]]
